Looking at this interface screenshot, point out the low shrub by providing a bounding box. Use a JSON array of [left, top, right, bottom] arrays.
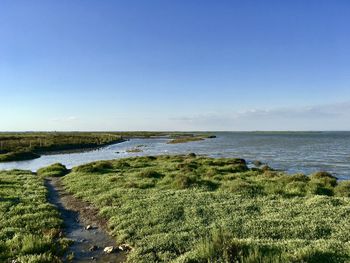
[[311, 171, 337, 187], [286, 173, 309, 182], [37, 163, 69, 177], [139, 169, 163, 178], [307, 182, 334, 196], [172, 174, 198, 189], [285, 181, 308, 197], [224, 179, 264, 196], [334, 181, 350, 197], [73, 161, 113, 173]]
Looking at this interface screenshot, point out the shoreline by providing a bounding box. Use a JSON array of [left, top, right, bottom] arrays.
[[0, 132, 200, 163], [0, 138, 127, 162]]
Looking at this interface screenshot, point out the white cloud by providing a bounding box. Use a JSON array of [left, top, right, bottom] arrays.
[[3, 102, 350, 131], [50, 116, 78, 122], [169, 101, 350, 131]]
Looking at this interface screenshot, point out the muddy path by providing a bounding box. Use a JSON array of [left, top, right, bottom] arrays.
[[45, 177, 127, 262]]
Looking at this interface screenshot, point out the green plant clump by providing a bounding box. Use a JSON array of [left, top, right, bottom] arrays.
[[0, 151, 40, 162], [167, 136, 205, 144], [62, 155, 350, 262], [37, 163, 69, 177]]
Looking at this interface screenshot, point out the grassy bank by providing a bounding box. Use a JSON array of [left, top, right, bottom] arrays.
[[0, 131, 201, 162], [167, 134, 216, 144], [167, 136, 205, 144], [0, 170, 68, 262], [0, 151, 40, 162], [0, 132, 125, 162], [62, 155, 350, 262]]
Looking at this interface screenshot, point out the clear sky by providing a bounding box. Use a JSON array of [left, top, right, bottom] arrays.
[[1, 0, 349, 131]]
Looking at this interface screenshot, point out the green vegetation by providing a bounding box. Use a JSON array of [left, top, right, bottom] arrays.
[[0, 131, 202, 162], [126, 145, 146, 153], [115, 131, 170, 138], [62, 155, 350, 262], [0, 170, 68, 262], [335, 181, 350, 197], [167, 136, 205, 144], [126, 148, 143, 153], [37, 163, 69, 178], [0, 151, 40, 162], [167, 134, 216, 144], [0, 132, 125, 162]]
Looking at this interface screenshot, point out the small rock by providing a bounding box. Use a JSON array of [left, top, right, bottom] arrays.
[[118, 243, 132, 251], [103, 246, 115, 254], [85, 225, 93, 230], [89, 245, 98, 251]]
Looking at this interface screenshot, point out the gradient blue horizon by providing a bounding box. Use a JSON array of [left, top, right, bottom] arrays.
[[1, 1, 349, 131]]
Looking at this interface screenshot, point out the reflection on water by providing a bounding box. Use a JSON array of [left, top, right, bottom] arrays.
[[1, 132, 350, 179]]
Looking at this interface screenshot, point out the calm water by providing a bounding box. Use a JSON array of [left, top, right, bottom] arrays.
[[1, 132, 350, 180]]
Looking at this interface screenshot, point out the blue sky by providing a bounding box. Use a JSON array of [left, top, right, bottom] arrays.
[[1, 0, 349, 131]]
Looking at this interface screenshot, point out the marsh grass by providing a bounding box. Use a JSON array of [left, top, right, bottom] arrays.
[[62, 155, 350, 262], [0, 151, 40, 162], [335, 181, 350, 197], [166, 132, 217, 144], [37, 163, 69, 177], [167, 137, 205, 144], [126, 148, 143, 153], [0, 170, 67, 262], [0, 132, 124, 162], [0, 131, 200, 162]]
